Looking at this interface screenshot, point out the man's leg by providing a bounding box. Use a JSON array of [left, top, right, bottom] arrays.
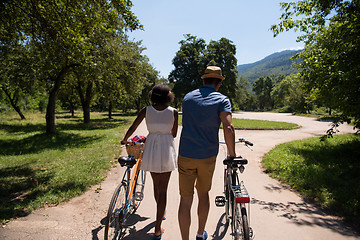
[[178, 195, 193, 240], [197, 191, 210, 236]]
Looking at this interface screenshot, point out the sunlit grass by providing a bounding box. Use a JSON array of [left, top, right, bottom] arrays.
[[178, 115, 300, 130], [262, 134, 360, 222], [0, 111, 135, 223]]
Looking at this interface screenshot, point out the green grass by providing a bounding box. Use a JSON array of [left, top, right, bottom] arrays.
[[178, 115, 300, 130], [0, 111, 135, 223], [262, 134, 360, 222], [232, 118, 299, 130]]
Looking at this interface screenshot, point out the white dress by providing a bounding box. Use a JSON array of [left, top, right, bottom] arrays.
[[140, 105, 177, 173]]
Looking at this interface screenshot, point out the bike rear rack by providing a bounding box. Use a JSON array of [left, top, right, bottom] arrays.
[[232, 181, 250, 203]]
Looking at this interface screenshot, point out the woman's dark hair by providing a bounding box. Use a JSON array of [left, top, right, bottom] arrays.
[[148, 84, 174, 105], [203, 77, 222, 86]]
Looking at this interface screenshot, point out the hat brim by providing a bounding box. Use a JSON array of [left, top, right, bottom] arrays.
[[201, 73, 225, 80]]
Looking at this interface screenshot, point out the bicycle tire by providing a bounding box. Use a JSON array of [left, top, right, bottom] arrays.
[[104, 182, 127, 240], [131, 169, 146, 213], [241, 206, 250, 240], [232, 201, 241, 240], [231, 172, 242, 240], [224, 168, 231, 223]]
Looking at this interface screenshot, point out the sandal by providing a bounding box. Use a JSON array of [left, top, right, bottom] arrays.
[[153, 229, 164, 240]]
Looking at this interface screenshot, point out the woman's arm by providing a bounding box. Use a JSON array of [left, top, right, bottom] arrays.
[[171, 109, 179, 138], [121, 107, 146, 144]]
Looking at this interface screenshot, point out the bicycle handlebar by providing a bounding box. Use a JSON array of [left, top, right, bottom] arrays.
[[238, 138, 253, 146], [219, 138, 254, 149]]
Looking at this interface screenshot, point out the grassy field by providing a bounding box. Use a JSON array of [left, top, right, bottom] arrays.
[[262, 134, 360, 224], [232, 118, 299, 130], [178, 115, 300, 130], [0, 111, 135, 223]]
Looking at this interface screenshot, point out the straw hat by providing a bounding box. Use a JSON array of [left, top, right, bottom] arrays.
[[201, 66, 225, 80]]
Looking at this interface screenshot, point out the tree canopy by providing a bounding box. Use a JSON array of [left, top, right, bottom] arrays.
[[169, 34, 239, 107], [272, 0, 360, 128], [1, 0, 143, 133]]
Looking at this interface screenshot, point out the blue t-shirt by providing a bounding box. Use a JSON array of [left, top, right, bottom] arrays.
[[179, 85, 232, 159]]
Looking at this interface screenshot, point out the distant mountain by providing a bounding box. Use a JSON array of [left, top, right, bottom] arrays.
[[237, 49, 303, 84]]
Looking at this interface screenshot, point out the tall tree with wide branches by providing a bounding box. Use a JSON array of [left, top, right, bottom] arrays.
[[204, 37, 239, 100], [169, 34, 206, 107], [169, 35, 239, 107]]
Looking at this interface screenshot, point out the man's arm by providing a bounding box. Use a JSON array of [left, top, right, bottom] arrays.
[[219, 111, 236, 157]]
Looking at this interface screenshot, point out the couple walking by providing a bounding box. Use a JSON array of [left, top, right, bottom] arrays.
[[121, 66, 238, 240]]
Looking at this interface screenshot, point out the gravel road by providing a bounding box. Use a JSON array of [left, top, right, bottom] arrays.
[[1, 112, 359, 240]]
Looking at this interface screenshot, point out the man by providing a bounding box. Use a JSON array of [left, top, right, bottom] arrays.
[[178, 66, 237, 240]]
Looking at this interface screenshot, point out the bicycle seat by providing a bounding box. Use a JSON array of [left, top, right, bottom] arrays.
[[118, 155, 137, 167], [223, 157, 248, 165]]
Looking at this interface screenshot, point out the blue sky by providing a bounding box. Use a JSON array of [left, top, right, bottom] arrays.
[[128, 0, 304, 78]]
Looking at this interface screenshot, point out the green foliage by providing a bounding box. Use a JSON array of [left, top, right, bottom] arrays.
[[253, 76, 274, 110], [169, 34, 239, 107], [263, 134, 360, 222], [169, 34, 206, 107], [272, 0, 360, 129], [271, 74, 310, 113]]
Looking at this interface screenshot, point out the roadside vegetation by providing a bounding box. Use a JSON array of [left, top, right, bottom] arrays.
[[178, 115, 300, 130], [232, 118, 299, 130], [262, 134, 360, 225], [0, 111, 135, 223]]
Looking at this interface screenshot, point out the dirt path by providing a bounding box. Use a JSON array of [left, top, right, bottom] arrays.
[[1, 112, 359, 240]]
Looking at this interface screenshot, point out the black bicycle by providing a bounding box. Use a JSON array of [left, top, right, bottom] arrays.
[[215, 138, 254, 240]]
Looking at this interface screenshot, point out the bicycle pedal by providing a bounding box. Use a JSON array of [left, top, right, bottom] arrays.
[[250, 227, 254, 239], [215, 196, 226, 207], [134, 192, 144, 201]]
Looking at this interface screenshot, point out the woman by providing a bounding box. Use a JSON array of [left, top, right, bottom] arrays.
[[121, 84, 178, 240]]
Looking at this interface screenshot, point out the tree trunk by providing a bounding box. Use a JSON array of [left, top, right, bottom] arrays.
[[77, 79, 93, 124], [83, 104, 91, 123], [108, 101, 113, 119], [45, 65, 74, 134], [70, 104, 75, 117], [1, 87, 26, 120], [46, 89, 57, 134]]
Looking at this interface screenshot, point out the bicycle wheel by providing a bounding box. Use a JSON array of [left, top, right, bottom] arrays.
[[231, 200, 240, 240], [241, 206, 250, 240], [131, 169, 146, 213], [224, 168, 231, 223], [104, 182, 128, 240]]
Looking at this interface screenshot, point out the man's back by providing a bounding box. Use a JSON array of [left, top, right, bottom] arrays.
[[179, 85, 231, 159]]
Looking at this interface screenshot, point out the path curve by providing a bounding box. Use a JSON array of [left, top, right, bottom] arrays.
[[1, 112, 359, 240]]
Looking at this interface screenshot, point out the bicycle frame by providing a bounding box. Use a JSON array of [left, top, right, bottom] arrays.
[[216, 138, 253, 240], [105, 141, 146, 240], [115, 158, 142, 220]]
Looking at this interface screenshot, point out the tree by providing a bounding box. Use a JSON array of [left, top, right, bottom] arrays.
[[271, 74, 309, 113], [169, 35, 239, 107], [169, 34, 206, 107], [253, 76, 274, 110], [1, 0, 142, 133], [204, 38, 239, 100], [272, 0, 360, 128], [0, 44, 39, 119], [233, 75, 251, 111]]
